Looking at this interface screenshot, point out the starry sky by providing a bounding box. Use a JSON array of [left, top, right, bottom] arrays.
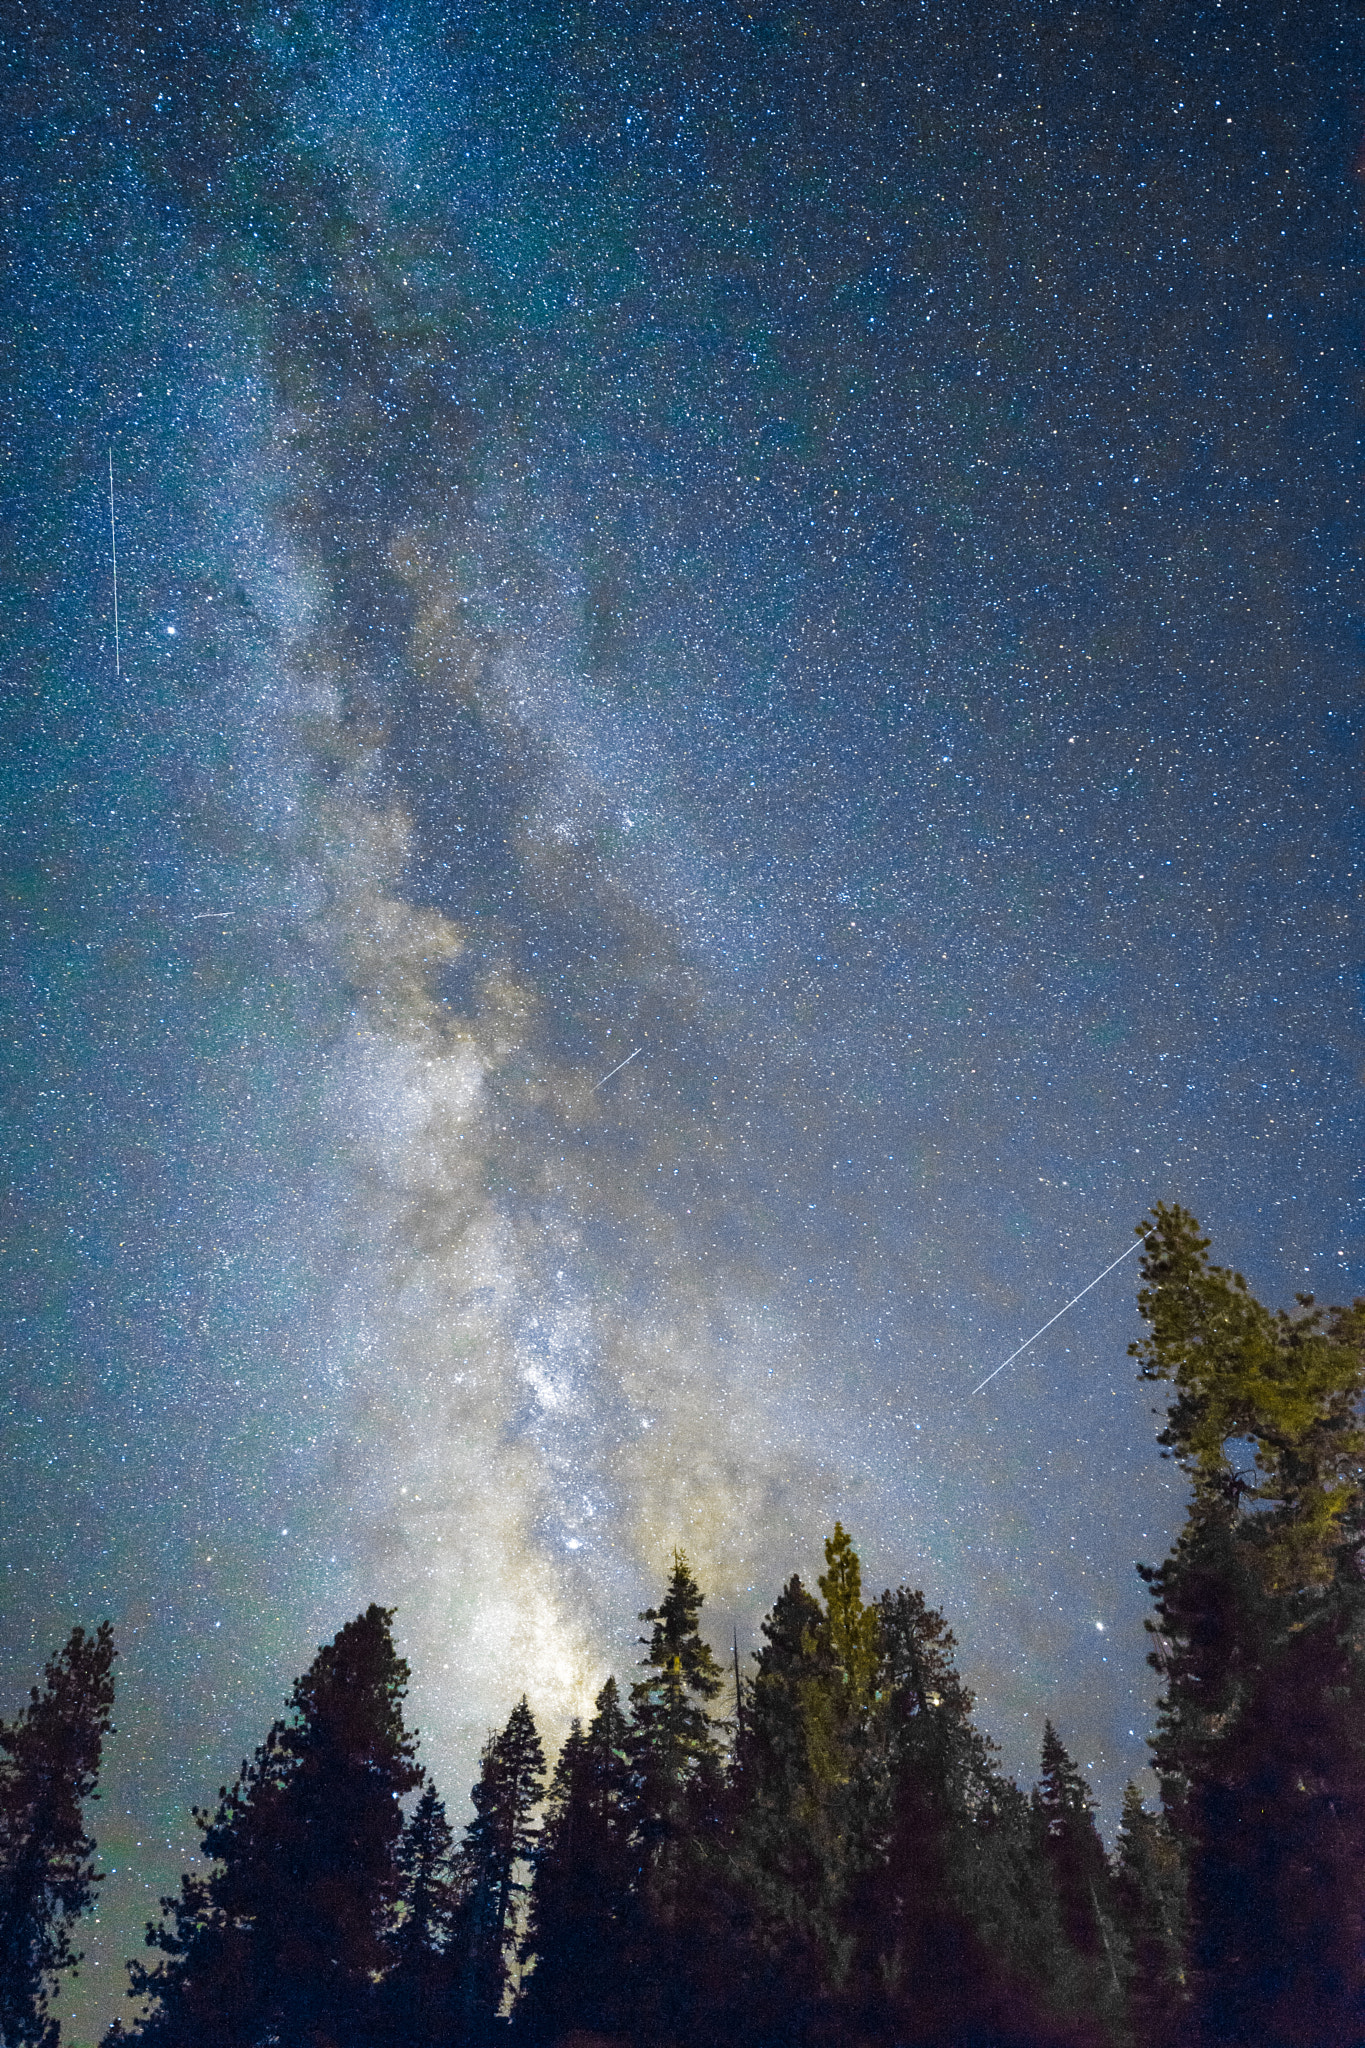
[[2, 1, 1361, 2038]]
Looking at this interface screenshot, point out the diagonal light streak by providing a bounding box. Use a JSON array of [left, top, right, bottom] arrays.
[[970, 1227, 1155, 1397], [592, 1046, 642, 1091], [108, 445, 120, 678]]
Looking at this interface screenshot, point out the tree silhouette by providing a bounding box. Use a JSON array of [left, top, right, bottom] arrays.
[[519, 1677, 636, 2042], [1032, 1722, 1122, 2006], [457, 1696, 545, 2032], [383, 1782, 464, 2047], [630, 1550, 723, 1901], [1113, 1782, 1185, 2046], [0, 1622, 116, 2048], [110, 1604, 420, 2048]]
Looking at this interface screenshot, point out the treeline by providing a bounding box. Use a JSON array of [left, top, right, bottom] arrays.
[[5, 1205, 1365, 2048]]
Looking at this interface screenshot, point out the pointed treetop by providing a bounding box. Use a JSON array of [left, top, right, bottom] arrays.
[[637, 1550, 724, 1702], [288, 1603, 420, 1780], [1034, 1720, 1098, 1832], [819, 1523, 880, 1705]]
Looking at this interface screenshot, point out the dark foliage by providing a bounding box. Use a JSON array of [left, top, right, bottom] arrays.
[[107, 1603, 420, 2048], [1134, 1204, 1365, 2047], [97, 1207, 1365, 2048], [457, 1698, 545, 2034], [519, 1679, 636, 2044], [0, 1623, 116, 2048], [1112, 1783, 1185, 2047], [382, 1783, 465, 2047]]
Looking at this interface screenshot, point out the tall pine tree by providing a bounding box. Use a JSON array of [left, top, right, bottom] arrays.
[[1133, 1204, 1365, 2046], [731, 1530, 884, 2038], [110, 1605, 420, 2048], [456, 1697, 545, 2033], [858, 1590, 1098, 2046], [519, 1678, 636, 2042], [629, 1550, 723, 1901], [382, 1783, 464, 2048], [1032, 1724, 1122, 2003], [1112, 1783, 1185, 2047], [0, 1623, 116, 2048], [730, 1572, 837, 2040]]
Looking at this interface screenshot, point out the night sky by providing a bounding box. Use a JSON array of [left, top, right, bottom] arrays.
[[2, 1, 1361, 2038]]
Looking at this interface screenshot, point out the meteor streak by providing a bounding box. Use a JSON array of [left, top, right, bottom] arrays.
[[970, 1227, 1154, 1397], [108, 445, 120, 678], [592, 1046, 642, 1090]]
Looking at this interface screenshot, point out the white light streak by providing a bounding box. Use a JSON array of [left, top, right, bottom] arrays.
[[592, 1046, 642, 1091], [970, 1227, 1154, 1397], [108, 445, 120, 678]]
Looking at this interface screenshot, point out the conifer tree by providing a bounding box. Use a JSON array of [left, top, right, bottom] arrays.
[[1032, 1724, 1122, 1997], [457, 1697, 545, 2031], [819, 1523, 881, 1715], [860, 1590, 1089, 2045], [731, 1573, 836, 2036], [109, 1605, 420, 2048], [733, 1532, 884, 2035], [629, 1551, 723, 1882], [384, 1783, 463, 2048], [623, 1553, 728, 2043], [519, 1678, 636, 2042], [1133, 1205, 1365, 2045], [395, 1782, 461, 1961], [747, 1573, 831, 1810], [1112, 1783, 1185, 2046], [864, 1586, 1001, 2039], [0, 1622, 116, 2048]]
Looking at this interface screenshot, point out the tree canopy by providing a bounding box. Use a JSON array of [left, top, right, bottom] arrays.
[[77, 1207, 1365, 2048], [0, 1622, 116, 2048]]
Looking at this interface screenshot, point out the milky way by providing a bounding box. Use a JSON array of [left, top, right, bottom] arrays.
[[2, 4, 1360, 2038]]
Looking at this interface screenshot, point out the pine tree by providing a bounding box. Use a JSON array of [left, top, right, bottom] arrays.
[[729, 1573, 835, 2040], [1112, 1783, 1185, 2046], [621, 1553, 728, 2044], [519, 1678, 636, 2042], [731, 1533, 885, 2038], [1132, 1205, 1365, 2045], [747, 1573, 831, 1809], [395, 1783, 460, 1962], [864, 1585, 1000, 2041], [457, 1697, 545, 2032], [110, 1605, 420, 2048], [383, 1783, 463, 2048], [860, 1591, 1095, 2046], [1032, 1724, 1121, 1995], [819, 1523, 881, 1715], [0, 1622, 116, 2048], [629, 1551, 723, 1887]]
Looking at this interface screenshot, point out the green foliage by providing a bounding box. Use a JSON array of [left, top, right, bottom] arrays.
[[630, 1550, 723, 1862], [1132, 1201, 1365, 1589], [110, 1604, 420, 2048], [817, 1522, 881, 1715], [0, 1623, 116, 2048], [1133, 1206, 1365, 2045], [735, 1569, 850, 2013]]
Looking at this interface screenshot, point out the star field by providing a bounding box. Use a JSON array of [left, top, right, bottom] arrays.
[[1, 2, 1361, 2039]]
